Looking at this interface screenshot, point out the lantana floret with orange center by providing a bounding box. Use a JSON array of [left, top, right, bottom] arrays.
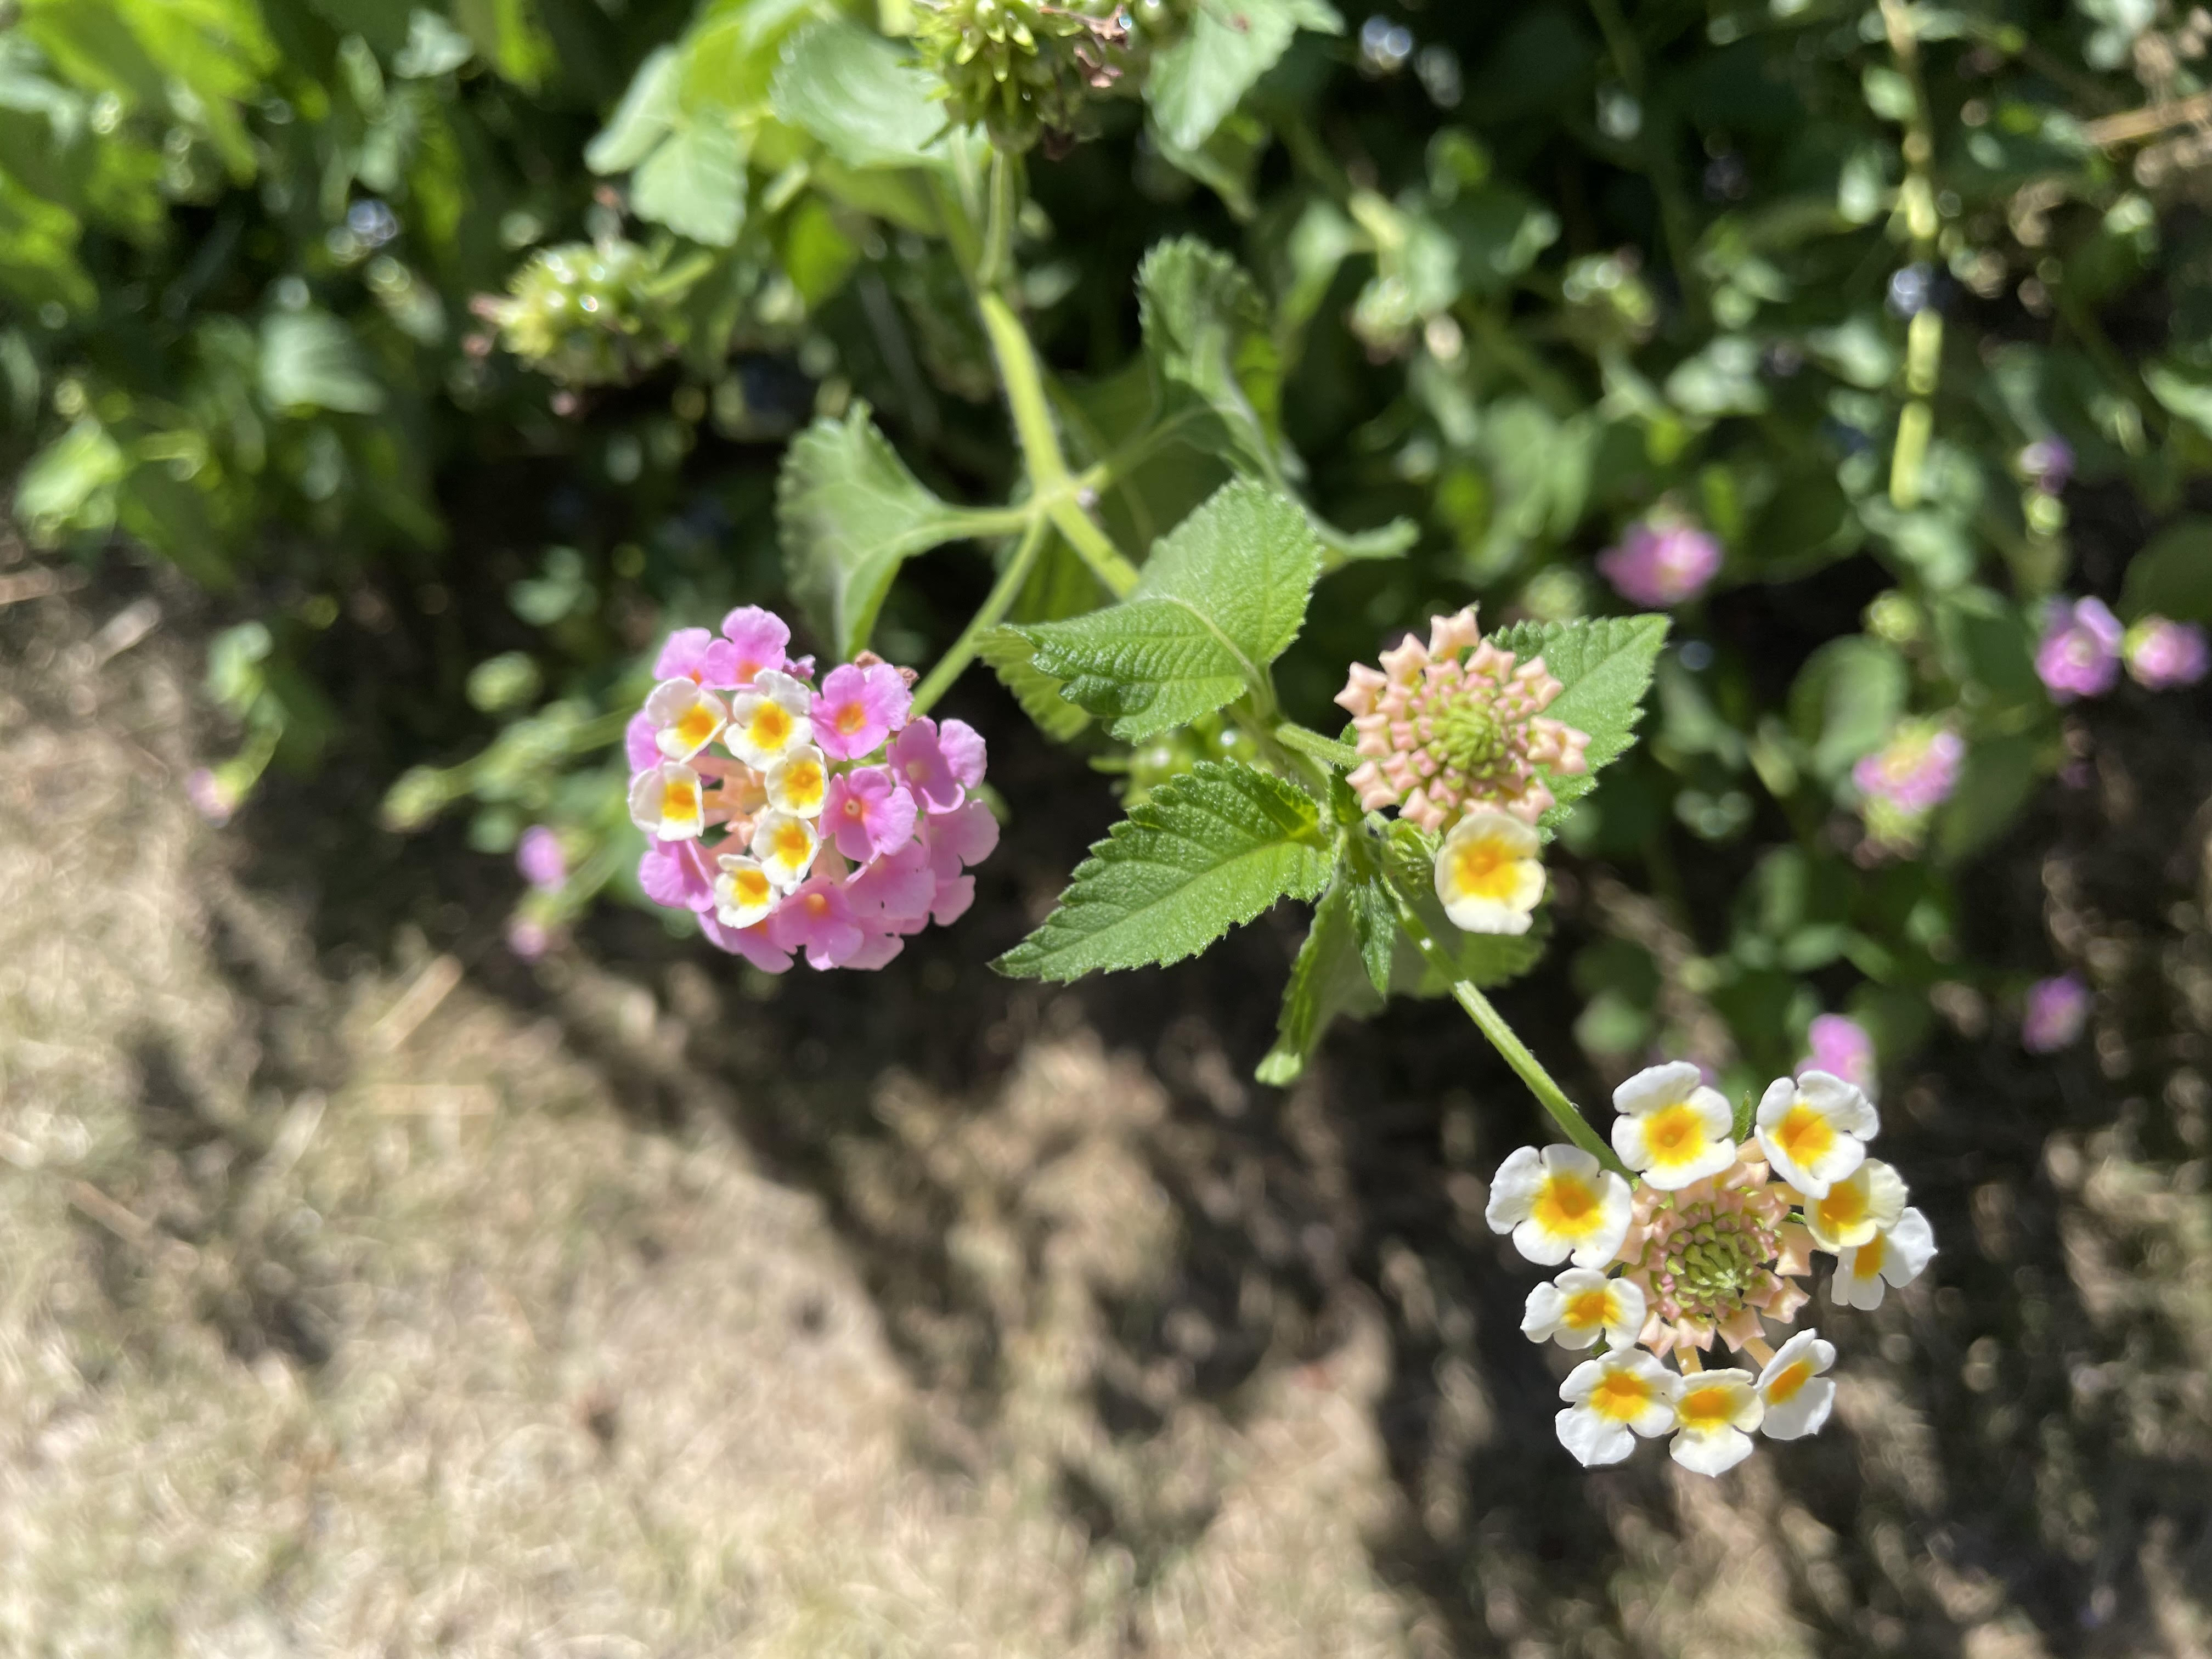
[[1486, 1143, 1634, 1267]]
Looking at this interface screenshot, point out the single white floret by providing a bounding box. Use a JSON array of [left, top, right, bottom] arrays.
[[1755, 1069, 1878, 1198], [1522, 1267, 1647, 1351], [1556, 1348, 1680, 1466], [1610, 1060, 1736, 1190], [1486, 1144, 1633, 1268], [1434, 810, 1545, 935]]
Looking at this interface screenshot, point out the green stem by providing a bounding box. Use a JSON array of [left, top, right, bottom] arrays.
[[910, 514, 1051, 718], [1393, 892, 1628, 1173]]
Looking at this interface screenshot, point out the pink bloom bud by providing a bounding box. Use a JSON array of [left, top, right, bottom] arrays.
[[2123, 616, 2209, 690], [699, 913, 794, 973], [1596, 520, 1722, 608], [185, 768, 236, 826], [639, 837, 717, 912], [506, 917, 551, 961], [888, 716, 984, 813], [765, 874, 866, 969], [516, 825, 567, 890], [653, 627, 717, 684], [2035, 597, 2123, 702], [1799, 1014, 1877, 1098], [2022, 974, 2090, 1053], [813, 662, 912, 760], [707, 605, 791, 687], [624, 710, 661, 772]]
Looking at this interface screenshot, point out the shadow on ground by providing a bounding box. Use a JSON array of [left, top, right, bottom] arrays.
[[4, 562, 2209, 1656]]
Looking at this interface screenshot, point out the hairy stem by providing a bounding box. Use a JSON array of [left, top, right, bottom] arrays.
[[1393, 893, 1628, 1173], [910, 514, 1052, 718]]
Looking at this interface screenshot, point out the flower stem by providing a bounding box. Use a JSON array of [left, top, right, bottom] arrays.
[[910, 514, 1051, 719], [1392, 893, 1629, 1175]]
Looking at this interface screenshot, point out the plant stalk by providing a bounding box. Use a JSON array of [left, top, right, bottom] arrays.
[[910, 514, 1052, 718]]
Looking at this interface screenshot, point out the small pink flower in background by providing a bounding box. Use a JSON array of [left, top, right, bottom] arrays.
[[814, 661, 913, 760], [186, 768, 237, 826], [823, 766, 917, 862], [506, 917, 551, 961], [2035, 597, 2123, 702], [1853, 721, 1964, 817], [2022, 974, 2090, 1054], [1335, 606, 1592, 833], [2123, 616, 2209, 690], [1596, 520, 1723, 608], [2018, 437, 2073, 495], [628, 609, 996, 972], [1800, 1014, 1877, 1099], [516, 825, 567, 890]]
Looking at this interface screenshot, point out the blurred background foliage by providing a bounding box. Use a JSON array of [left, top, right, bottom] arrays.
[[5, 0, 2211, 1096]]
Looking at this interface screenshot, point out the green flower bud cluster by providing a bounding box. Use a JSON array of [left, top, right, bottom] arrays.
[[913, 0, 1132, 154], [487, 240, 675, 387], [1119, 714, 1259, 806]]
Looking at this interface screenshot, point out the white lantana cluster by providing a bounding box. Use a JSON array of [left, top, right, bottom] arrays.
[[1486, 1063, 1934, 1475]]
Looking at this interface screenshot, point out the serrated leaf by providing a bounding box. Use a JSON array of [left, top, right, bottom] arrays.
[[996, 760, 1334, 980], [979, 625, 1091, 742], [770, 18, 945, 171], [1147, 0, 1342, 153], [585, 44, 679, 173], [1017, 480, 1321, 741], [258, 311, 384, 414], [778, 402, 975, 659], [1138, 237, 1286, 485], [1490, 615, 1668, 827], [631, 117, 747, 247], [1256, 877, 1380, 1084]]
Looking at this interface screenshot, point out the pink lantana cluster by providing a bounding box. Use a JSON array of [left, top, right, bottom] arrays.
[[1335, 606, 1592, 832], [625, 607, 997, 973], [1852, 718, 1963, 857]]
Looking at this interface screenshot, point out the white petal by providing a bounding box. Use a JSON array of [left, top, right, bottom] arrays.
[[1827, 1248, 1887, 1310], [1880, 1206, 1937, 1287], [1860, 1158, 1908, 1229], [1670, 1424, 1754, 1476], [1613, 1060, 1705, 1118], [1511, 1216, 1575, 1266], [1797, 1070, 1880, 1138], [1521, 1282, 1568, 1344], [1760, 1376, 1836, 1440], [1438, 890, 1537, 934], [1602, 1277, 1648, 1348], [1485, 1146, 1545, 1232], [1556, 1405, 1636, 1466]]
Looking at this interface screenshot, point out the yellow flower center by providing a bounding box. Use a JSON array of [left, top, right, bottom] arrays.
[[835, 701, 867, 736], [1450, 833, 1521, 900], [751, 703, 792, 748], [1766, 1359, 1812, 1406], [1774, 1101, 1835, 1167], [1815, 1178, 1869, 1237], [1566, 1286, 1613, 1329], [772, 822, 811, 864], [782, 761, 824, 809], [804, 891, 829, 917], [1588, 1370, 1652, 1422], [1853, 1232, 1887, 1279], [661, 778, 701, 825], [1533, 1174, 1601, 1237], [1678, 1383, 1737, 1431], [676, 704, 719, 749], [1644, 1101, 1707, 1163], [730, 868, 772, 907]]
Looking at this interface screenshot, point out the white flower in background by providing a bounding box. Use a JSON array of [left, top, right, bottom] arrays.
[[1522, 1268, 1647, 1350], [628, 762, 706, 840], [1610, 1060, 1736, 1190], [1799, 1156, 1907, 1252], [1756, 1328, 1838, 1440], [1434, 809, 1546, 934], [1829, 1205, 1936, 1310], [1669, 1368, 1764, 1475], [1556, 1348, 1680, 1466], [1486, 1144, 1634, 1267], [724, 669, 815, 768], [1755, 1069, 1878, 1198], [645, 678, 729, 761]]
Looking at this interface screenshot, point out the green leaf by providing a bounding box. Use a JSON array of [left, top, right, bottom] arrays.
[[13, 416, 126, 543], [778, 402, 975, 659], [258, 311, 385, 414], [1276, 723, 1362, 769], [1137, 236, 1285, 484], [393, 8, 475, 77], [996, 759, 1334, 980], [1787, 635, 1908, 782], [1147, 0, 1342, 153], [978, 625, 1091, 742], [770, 18, 945, 171], [631, 119, 747, 248], [2121, 520, 2212, 624], [1313, 512, 1418, 571], [585, 44, 679, 173], [1256, 877, 1381, 1085], [1489, 616, 1669, 826], [1017, 479, 1321, 741]]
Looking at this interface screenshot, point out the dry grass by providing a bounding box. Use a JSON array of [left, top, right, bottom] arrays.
[[1, 569, 2208, 1656]]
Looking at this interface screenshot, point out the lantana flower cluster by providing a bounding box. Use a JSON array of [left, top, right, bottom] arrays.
[[1486, 1061, 1934, 1475], [1852, 717, 1964, 857], [625, 607, 998, 973], [1335, 607, 1592, 938], [2037, 596, 2209, 701]]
